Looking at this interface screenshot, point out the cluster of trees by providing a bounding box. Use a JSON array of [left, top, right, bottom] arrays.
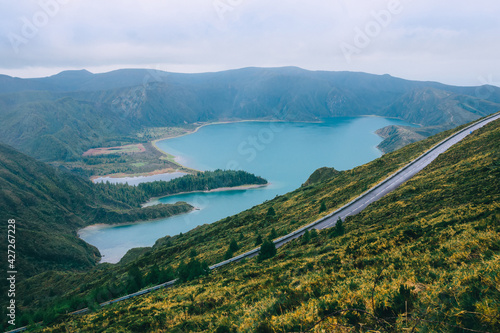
[[94, 169, 267, 207], [301, 228, 319, 244], [177, 259, 210, 283], [224, 232, 278, 262], [138, 170, 267, 197]]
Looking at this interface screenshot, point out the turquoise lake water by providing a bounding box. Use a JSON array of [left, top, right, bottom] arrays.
[[79, 117, 412, 263]]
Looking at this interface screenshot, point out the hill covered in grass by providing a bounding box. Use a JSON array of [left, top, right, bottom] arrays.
[[10, 116, 498, 332], [0, 143, 196, 279]]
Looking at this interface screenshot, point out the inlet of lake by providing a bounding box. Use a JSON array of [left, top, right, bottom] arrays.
[[79, 117, 413, 263]]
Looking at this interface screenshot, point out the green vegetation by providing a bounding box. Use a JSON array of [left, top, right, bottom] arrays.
[[328, 217, 345, 238], [136, 126, 197, 141], [95, 169, 268, 207], [177, 259, 210, 283], [63, 141, 190, 178], [0, 143, 268, 330], [2, 68, 500, 164], [117, 248, 152, 265], [302, 166, 340, 186], [0, 142, 265, 281], [0, 142, 193, 279], [3, 117, 499, 332], [375, 124, 432, 153], [319, 201, 327, 213], [258, 239, 277, 261]]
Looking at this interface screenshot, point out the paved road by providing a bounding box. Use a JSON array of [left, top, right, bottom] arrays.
[[5, 112, 499, 333], [211, 112, 500, 265], [314, 113, 500, 230], [271, 112, 500, 248]]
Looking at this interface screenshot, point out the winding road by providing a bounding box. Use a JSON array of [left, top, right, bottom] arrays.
[[5, 112, 499, 333]]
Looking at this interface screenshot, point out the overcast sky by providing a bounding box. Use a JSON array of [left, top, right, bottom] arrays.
[[1, 0, 499, 86]]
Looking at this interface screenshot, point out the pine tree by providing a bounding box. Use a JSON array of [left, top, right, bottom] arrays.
[[258, 239, 277, 261], [302, 229, 311, 243], [255, 234, 263, 246], [229, 239, 239, 253], [329, 217, 345, 238], [269, 228, 277, 240], [266, 206, 276, 216], [177, 258, 210, 282], [160, 265, 175, 282], [127, 265, 143, 293], [147, 264, 161, 285], [224, 248, 234, 260]]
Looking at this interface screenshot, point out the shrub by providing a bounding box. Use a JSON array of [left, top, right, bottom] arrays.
[[258, 239, 277, 261]]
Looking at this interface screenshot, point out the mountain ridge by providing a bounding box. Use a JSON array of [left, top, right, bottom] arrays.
[[1, 67, 499, 164]]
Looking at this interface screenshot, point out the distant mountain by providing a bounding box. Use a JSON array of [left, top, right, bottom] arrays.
[[1, 67, 499, 160]]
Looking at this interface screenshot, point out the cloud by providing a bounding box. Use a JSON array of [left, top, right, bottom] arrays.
[[0, 0, 499, 86]]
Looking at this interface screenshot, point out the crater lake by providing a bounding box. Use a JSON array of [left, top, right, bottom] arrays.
[[79, 117, 413, 262]]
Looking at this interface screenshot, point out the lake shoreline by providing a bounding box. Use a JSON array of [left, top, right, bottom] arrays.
[[142, 183, 269, 207], [77, 205, 198, 237], [80, 116, 413, 262], [78, 183, 268, 238], [93, 117, 400, 183], [151, 118, 324, 171], [90, 167, 186, 182]]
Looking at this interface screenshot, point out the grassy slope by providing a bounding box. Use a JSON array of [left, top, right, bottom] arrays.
[[24, 118, 498, 332], [0, 142, 193, 279]]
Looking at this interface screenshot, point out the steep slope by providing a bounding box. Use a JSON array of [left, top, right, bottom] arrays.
[[10, 117, 497, 332], [0, 143, 193, 278], [383, 88, 487, 126], [375, 125, 432, 153], [1, 67, 500, 160], [0, 97, 131, 161]]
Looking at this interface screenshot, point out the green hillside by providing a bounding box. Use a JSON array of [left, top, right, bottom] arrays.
[[8, 116, 497, 332], [0, 143, 194, 279], [1, 67, 500, 162]]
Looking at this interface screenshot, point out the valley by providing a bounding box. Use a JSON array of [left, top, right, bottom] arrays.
[[1, 67, 499, 332], [1, 68, 499, 173]]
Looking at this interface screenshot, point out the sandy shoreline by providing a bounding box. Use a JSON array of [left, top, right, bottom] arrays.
[[142, 183, 269, 207], [94, 116, 394, 181]]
